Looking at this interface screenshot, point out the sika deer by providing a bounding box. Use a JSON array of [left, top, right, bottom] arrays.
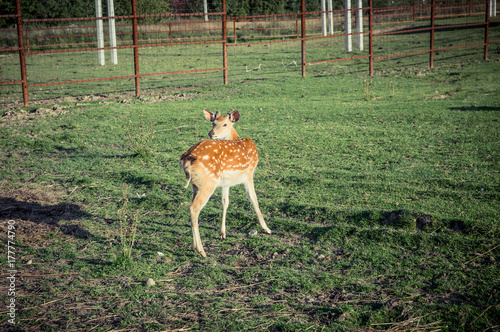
[[180, 109, 271, 257]]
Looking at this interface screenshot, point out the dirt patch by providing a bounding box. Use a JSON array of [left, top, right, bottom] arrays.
[[140, 92, 201, 103], [0, 186, 90, 247], [426, 93, 450, 100], [0, 218, 59, 247], [381, 210, 439, 231], [416, 214, 436, 230], [0, 185, 65, 207], [3, 89, 201, 109], [0, 104, 69, 127], [1, 91, 201, 126]]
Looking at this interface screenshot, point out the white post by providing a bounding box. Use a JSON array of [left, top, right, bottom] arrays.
[[328, 0, 334, 35], [345, 0, 352, 52], [321, 0, 327, 36], [204, 0, 209, 21], [95, 0, 105, 66], [491, 0, 497, 17], [108, 0, 117, 64], [356, 0, 363, 51]]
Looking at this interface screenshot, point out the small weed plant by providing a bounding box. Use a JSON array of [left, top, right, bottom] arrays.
[[122, 114, 156, 159], [115, 184, 140, 268], [363, 78, 374, 100]]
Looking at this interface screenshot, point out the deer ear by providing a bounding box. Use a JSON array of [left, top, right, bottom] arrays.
[[203, 109, 214, 121], [228, 110, 240, 123]]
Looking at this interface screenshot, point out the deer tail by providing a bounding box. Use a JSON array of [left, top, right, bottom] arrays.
[[180, 159, 192, 189]]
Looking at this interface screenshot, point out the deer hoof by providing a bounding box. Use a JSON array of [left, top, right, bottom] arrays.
[[194, 245, 207, 257], [197, 249, 207, 257]]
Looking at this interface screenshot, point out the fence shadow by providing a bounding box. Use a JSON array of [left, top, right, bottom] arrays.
[[450, 106, 500, 112]]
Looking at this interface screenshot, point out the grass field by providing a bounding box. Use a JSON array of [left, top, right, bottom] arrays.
[[0, 59, 499, 331]]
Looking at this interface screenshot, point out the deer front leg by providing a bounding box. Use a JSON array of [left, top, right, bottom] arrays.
[[244, 179, 272, 235], [221, 186, 229, 239]]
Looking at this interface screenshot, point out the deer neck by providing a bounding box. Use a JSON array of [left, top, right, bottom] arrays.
[[228, 127, 240, 140]]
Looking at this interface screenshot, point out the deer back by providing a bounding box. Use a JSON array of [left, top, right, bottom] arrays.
[[181, 138, 259, 186]]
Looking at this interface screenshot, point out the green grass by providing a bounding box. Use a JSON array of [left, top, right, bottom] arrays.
[[0, 60, 499, 331]]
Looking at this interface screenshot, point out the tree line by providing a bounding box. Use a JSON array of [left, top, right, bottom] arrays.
[[1, 0, 457, 27]]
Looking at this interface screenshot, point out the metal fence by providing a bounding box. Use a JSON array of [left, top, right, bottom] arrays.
[[1, 0, 498, 107]]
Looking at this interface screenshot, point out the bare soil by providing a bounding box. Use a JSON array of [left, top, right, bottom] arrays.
[[0, 186, 89, 248]]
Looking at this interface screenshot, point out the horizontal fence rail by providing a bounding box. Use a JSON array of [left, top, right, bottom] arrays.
[[0, 0, 498, 106]]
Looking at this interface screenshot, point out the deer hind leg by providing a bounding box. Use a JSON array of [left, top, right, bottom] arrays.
[[221, 187, 229, 239], [244, 178, 272, 235], [190, 182, 216, 257]]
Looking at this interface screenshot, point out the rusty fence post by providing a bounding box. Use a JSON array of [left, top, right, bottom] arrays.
[[301, 0, 306, 78], [430, 0, 435, 69], [15, 0, 28, 106], [485, 0, 490, 60], [369, 0, 374, 76], [222, 0, 228, 84], [132, 0, 140, 96]]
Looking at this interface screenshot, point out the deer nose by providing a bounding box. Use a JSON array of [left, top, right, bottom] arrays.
[[208, 130, 214, 139]]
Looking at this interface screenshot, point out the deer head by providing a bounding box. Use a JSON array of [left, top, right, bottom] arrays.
[[203, 109, 241, 140]]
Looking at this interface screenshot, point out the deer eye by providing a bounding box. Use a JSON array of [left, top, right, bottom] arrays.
[[223, 124, 227, 127]]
